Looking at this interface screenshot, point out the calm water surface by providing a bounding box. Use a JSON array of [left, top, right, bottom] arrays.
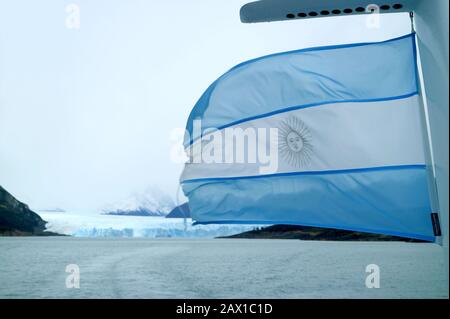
[[0, 237, 447, 298]]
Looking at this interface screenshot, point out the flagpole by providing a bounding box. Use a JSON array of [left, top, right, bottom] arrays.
[[411, 11, 443, 245]]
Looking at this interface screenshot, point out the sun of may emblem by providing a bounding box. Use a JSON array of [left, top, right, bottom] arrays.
[[278, 116, 313, 168]]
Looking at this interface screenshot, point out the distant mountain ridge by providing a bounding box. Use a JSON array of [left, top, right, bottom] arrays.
[[102, 186, 175, 217], [0, 186, 61, 236], [166, 203, 191, 218], [38, 208, 66, 213]]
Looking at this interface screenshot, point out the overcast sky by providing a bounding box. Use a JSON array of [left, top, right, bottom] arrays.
[[0, 1, 412, 213]]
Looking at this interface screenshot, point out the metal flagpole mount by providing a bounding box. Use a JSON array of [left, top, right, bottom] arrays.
[[409, 11, 415, 33], [410, 11, 443, 245], [432, 212, 443, 244]]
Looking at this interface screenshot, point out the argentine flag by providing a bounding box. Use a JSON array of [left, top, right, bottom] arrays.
[[181, 33, 435, 242]]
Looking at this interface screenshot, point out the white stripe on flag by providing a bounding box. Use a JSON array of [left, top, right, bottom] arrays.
[[181, 94, 425, 182]]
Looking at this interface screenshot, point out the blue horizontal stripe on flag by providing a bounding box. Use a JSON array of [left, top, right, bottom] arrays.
[[228, 33, 417, 71], [184, 33, 419, 148], [183, 166, 434, 241]]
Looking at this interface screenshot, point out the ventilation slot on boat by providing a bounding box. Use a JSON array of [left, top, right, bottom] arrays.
[[287, 3, 404, 19]]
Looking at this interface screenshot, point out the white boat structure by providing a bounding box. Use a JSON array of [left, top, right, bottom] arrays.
[[240, 0, 448, 292]]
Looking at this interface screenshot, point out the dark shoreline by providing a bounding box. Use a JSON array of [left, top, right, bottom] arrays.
[[0, 186, 64, 237], [0, 230, 67, 237], [218, 224, 426, 242]]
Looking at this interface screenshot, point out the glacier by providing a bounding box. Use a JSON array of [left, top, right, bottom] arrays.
[[39, 212, 256, 238]]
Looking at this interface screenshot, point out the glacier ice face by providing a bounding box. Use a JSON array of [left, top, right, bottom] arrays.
[[101, 186, 175, 216], [39, 212, 256, 238]]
